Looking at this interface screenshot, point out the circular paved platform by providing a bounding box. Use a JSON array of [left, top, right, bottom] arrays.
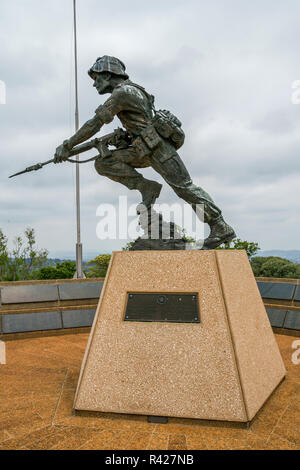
[[0, 333, 299, 450]]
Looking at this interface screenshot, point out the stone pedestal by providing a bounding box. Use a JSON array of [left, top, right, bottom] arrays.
[[74, 250, 286, 423]]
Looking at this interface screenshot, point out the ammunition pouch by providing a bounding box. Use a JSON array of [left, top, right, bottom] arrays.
[[132, 125, 162, 158], [132, 109, 185, 159], [152, 109, 185, 150], [141, 125, 162, 149], [132, 136, 152, 158]]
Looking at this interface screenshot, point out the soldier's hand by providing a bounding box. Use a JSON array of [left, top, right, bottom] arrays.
[[54, 141, 71, 164]]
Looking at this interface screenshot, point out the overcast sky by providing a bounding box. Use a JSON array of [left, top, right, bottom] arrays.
[[1, 0, 300, 257]]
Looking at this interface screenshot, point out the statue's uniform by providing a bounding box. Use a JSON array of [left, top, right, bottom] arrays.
[[94, 80, 221, 224]]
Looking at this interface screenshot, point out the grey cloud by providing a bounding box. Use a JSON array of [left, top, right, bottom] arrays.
[[1, 0, 300, 254]]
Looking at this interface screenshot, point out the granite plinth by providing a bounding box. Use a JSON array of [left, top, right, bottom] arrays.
[[74, 250, 286, 422]]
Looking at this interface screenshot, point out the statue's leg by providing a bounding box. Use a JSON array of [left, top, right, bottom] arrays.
[[94, 147, 162, 208], [151, 140, 236, 248]]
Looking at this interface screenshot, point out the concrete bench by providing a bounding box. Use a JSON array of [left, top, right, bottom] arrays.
[[284, 310, 300, 330], [0, 278, 299, 336], [2, 311, 62, 334], [62, 308, 96, 328], [266, 307, 300, 331], [0, 279, 102, 335], [265, 307, 287, 328], [294, 285, 300, 302], [58, 282, 103, 300], [0, 308, 97, 334], [257, 282, 296, 300], [0, 284, 58, 304]]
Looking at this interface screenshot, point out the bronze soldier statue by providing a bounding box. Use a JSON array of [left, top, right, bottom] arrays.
[[54, 55, 235, 249]]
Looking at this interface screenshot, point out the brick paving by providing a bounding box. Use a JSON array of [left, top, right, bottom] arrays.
[[0, 332, 299, 450]]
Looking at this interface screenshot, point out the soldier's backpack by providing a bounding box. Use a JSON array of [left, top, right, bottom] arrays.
[[127, 81, 185, 151]]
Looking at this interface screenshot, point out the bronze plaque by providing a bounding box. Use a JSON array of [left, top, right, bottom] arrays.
[[124, 293, 200, 323]]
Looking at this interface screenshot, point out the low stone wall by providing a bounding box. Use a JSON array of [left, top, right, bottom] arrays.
[[256, 279, 300, 334], [0, 278, 104, 338], [0, 276, 299, 339]]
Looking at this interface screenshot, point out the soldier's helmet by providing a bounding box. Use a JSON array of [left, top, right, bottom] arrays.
[[88, 55, 129, 79]]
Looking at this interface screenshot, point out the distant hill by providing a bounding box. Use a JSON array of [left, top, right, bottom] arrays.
[[49, 250, 114, 262], [49, 249, 300, 264], [46, 258, 89, 270], [48, 251, 102, 262], [257, 250, 300, 264]]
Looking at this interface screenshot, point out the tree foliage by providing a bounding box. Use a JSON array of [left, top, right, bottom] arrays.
[[216, 238, 260, 258], [122, 241, 135, 251], [0, 227, 48, 281], [0, 229, 9, 281], [251, 256, 300, 279], [34, 261, 77, 280], [85, 254, 111, 278]]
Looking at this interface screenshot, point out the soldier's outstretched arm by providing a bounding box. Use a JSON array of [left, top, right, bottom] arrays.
[[54, 104, 115, 163]]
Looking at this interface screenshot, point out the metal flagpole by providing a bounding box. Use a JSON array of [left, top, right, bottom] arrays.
[[73, 0, 85, 278]]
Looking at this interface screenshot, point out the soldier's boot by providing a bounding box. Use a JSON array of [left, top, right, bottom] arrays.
[[136, 179, 162, 209], [203, 215, 236, 249]]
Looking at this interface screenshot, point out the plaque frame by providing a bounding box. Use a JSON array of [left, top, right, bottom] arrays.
[[123, 292, 200, 323]]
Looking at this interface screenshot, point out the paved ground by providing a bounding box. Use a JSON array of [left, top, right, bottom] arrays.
[[0, 332, 299, 450]]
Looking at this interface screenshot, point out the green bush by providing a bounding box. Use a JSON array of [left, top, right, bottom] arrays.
[[34, 261, 76, 280], [216, 238, 260, 258], [251, 256, 300, 279], [85, 254, 111, 278], [0, 227, 48, 281]]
